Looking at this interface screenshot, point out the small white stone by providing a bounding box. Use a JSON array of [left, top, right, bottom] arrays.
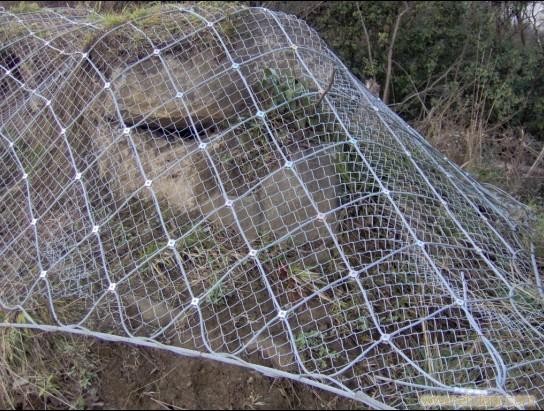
[[278, 310, 287, 319], [40, 270, 47, 279], [108, 283, 116, 292], [191, 297, 200, 306]]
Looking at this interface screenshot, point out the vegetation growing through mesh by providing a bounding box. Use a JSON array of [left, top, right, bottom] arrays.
[[0, 2, 543, 409]]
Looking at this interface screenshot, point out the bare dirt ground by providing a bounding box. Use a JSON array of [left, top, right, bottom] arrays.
[[1, 330, 362, 410], [93, 341, 360, 410]]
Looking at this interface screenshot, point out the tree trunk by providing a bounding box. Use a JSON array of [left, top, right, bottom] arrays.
[[383, 2, 409, 105]]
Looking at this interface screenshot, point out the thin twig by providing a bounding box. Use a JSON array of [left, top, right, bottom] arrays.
[[300, 1, 325, 19], [316, 68, 336, 107], [525, 143, 544, 178], [391, 45, 466, 110], [392, 60, 429, 115], [383, 2, 410, 104], [356, 3, 374, 69], [144, 393, 187, 410]]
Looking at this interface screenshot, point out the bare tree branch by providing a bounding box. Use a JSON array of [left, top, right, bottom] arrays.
[[391, 60, 430, 116], [383, 1, 410, 105], [526, 144, 544, 178], [356, 3, 374, 71], [316, 68, 336, 107]]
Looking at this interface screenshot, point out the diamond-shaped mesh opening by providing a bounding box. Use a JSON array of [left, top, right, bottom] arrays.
[[287, 284, 381, 376], [200, 260, 277, 354], [117, 248, 191, 337], [258, 223, 342, 309], [391, 308, 499, 391], [99, 189, 168, 283], [175, 211, 249, 296], [47, 234, 108, 324], [208, 120, 283, 198]]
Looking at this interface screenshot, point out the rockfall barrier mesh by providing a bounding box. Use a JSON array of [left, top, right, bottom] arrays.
[[1, 3, 543, 409]]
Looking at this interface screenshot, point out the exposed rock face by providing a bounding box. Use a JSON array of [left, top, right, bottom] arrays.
[[95, 122, 340, 250], [216, 150, 339, 245], [86, 10, 341, 251], [112, 48, 252, 132], [0, 4, 343, 346]]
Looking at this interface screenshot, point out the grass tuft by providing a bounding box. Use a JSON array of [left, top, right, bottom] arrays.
[[9, 2, 41, 14], [0, 311, 99, 409]]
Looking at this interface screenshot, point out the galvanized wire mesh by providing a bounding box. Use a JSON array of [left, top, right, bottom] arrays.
[[1, 3, 543, 409]]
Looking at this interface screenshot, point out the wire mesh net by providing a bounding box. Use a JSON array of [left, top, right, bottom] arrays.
[[1, 3, 543, 409]]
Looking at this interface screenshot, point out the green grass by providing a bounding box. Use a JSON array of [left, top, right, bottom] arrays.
[[295, 330, 339, 370], [469, 164, 505, 187], [9, 2, 41, 13], [100, 13, 131, 28], [93, 2, 202, 32], [0, 311, 99, 409]]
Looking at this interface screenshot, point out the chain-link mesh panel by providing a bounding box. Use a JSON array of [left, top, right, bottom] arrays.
[[1, 3, 543, 409]]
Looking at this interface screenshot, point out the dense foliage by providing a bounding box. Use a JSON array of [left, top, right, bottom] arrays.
[[257, 1, 544, 139]]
